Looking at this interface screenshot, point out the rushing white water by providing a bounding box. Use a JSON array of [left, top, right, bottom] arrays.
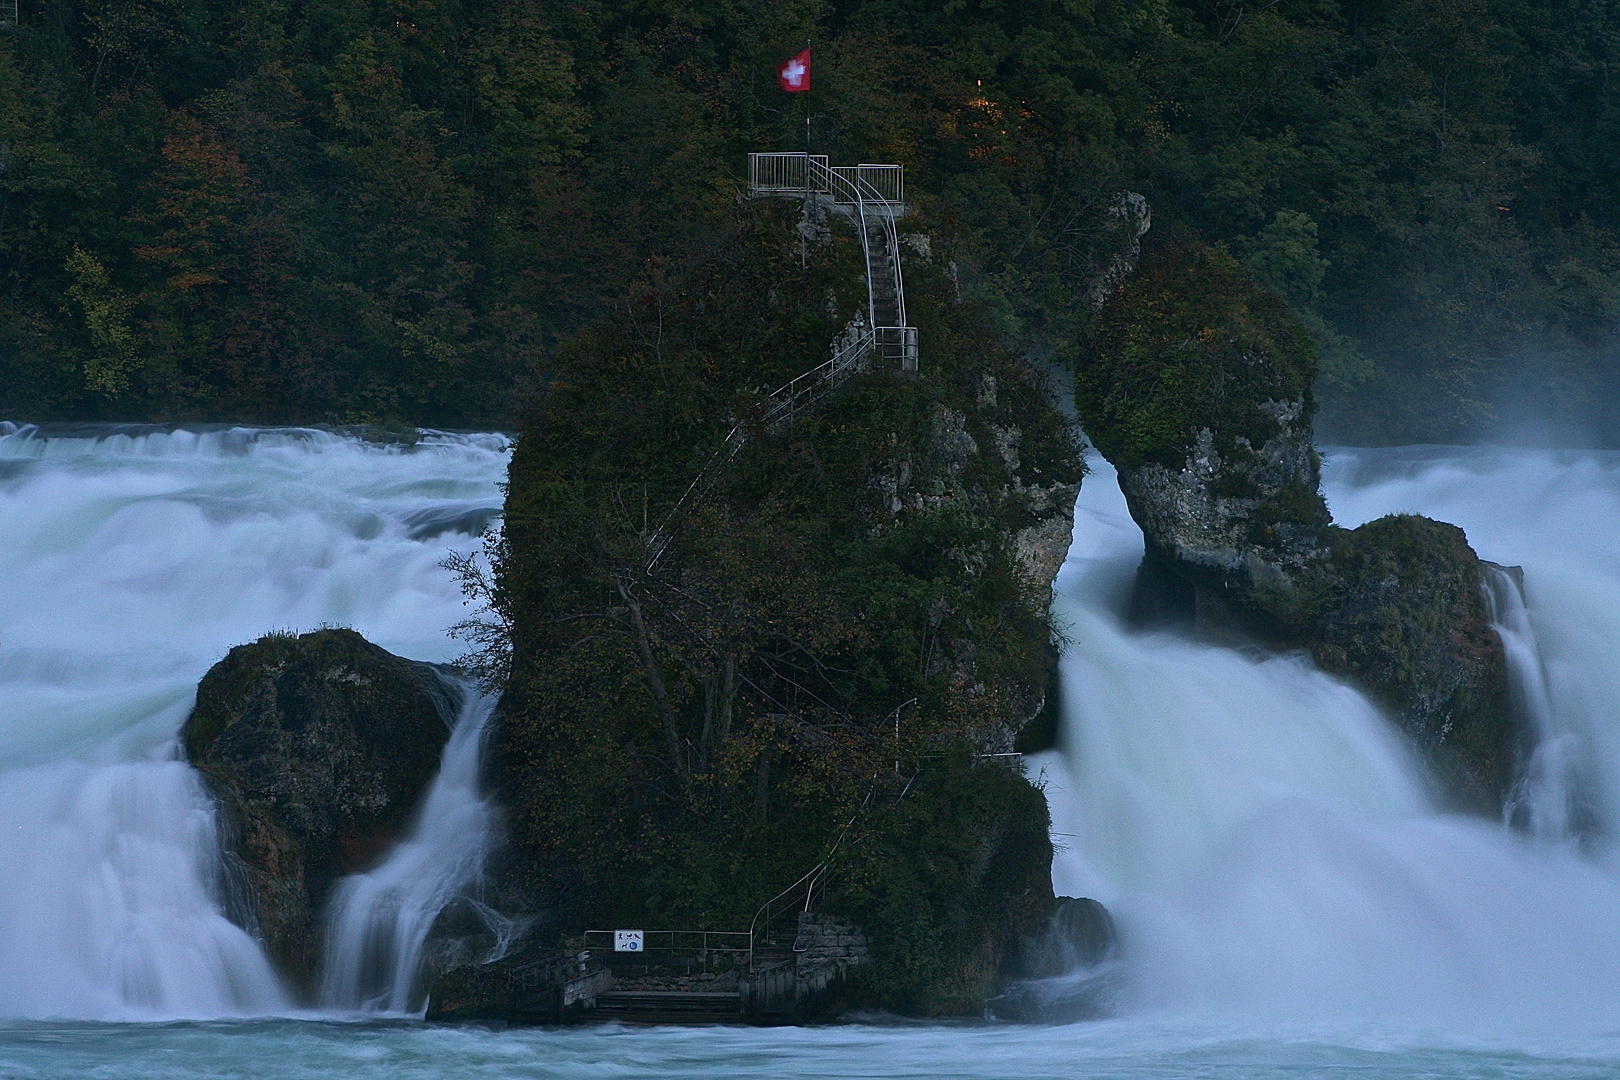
[[14, 423, 1620, 1075], [0, 423, 508, 1021], [1036, 448, 1620, 1033], [1484, 566, 1588, 843], [321, 683, 499, 1014]]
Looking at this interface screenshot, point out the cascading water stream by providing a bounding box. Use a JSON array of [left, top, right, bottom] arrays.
[[1036, 450, 1620, 1031], [0, 757, 287, 1018], [1483, 566, 1588, 843], [320, 681, 499, 1014], [0, 423, 509, 1020]]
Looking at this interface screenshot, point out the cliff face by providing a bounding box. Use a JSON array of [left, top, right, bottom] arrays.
[[1079, 236, 1514, 809], [183, 628, 455, 992]]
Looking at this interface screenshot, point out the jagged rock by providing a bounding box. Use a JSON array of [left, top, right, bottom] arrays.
[[1115, 399, 1331, 595], [1013, 487, 1081, 602], [1083, 193, 1152, 310], [183, 628, 456, 992], [1079, 236, 1513, 808]]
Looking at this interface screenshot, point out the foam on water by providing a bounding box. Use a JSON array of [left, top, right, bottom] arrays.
[[0, 424, 509, 1019]]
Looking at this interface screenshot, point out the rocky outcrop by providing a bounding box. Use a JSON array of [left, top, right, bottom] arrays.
[[1311, 518, 1513, 804], [184, 628, 456, 991], [1079, 236, 1514, 809], [475, 199, 1085, 1025], [1114, 398, 1330, 598], [1083, 192, 1153, 310]]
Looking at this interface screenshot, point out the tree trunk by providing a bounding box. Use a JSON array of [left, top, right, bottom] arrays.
[[615, 575, 689, 782], [754, 744, 773, 825], [718, 653, 736, 746]]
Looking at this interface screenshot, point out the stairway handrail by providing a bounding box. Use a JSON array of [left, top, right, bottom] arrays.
[[745, 787, 876, 962], [644, 328, 875, 572], [642, 155, 911, 573], [799, 157, 907, 332]]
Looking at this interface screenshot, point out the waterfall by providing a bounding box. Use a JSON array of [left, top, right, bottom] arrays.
[[320, 682, 500, 1014], [1483, 566, 1589, 843], [0, 424, 508, 1020], [0, 757, 287, 1018], [15, 418, 1620, 1035], [1038, 451, 1620, 1030]]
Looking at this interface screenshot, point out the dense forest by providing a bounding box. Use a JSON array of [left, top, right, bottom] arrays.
[[1, 0, 1617, 440]]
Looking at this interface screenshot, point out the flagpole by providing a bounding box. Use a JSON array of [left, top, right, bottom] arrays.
[[804, 39, 813, 155]]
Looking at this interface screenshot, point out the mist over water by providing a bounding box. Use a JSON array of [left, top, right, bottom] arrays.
[[5, 427, 1620, 1074]]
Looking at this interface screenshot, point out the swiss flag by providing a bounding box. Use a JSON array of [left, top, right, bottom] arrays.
[[778, 49, 811, 93]]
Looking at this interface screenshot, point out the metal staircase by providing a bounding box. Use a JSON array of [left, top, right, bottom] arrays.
[[748, 153, 917, 374], [642, 154, 915, 573]]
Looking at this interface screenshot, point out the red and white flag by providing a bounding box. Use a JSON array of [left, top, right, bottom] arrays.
[[778, 49, 811, 93]]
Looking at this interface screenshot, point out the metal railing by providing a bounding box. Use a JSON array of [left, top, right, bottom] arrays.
[[0, 0, 16, 28], [639, 154, 917, 573], [875, 325, 918, 373], [747, 152, 912, 347], [747, 786, 877, 951], [583, 929, 754, 956], [830, 165, 903, 204], [748, 152, 831, 193], [749, 860, 832, 955], [644, 328, 875, 571], [510, 949, 591, 992], [763, 329, 875, 430], [747, 155, 904, 206]]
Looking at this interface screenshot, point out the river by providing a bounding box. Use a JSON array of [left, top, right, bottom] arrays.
[[3, 424, 1620, 1077]]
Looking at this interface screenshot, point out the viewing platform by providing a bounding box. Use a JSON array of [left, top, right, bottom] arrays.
[[505, 915, 869, 1025], [747, 153, 908, 215], [747, 152, 917, 374]]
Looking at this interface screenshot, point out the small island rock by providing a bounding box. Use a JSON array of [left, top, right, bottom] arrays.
[[183, 628, 456, 992]]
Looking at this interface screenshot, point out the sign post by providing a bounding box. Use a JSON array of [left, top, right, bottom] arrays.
[[613, 929, 644, 953]]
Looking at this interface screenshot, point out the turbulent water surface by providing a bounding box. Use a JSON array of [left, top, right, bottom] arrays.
[[5, 426, 1620, 1077]]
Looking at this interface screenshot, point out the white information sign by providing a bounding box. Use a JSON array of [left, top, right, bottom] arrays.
[[614, 929, 644, 953]]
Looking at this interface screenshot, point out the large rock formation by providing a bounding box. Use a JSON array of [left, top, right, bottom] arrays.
[[425, 200, 1083, 1021], [1078, 236, 1514, 808], [183, 628, 456, 991]]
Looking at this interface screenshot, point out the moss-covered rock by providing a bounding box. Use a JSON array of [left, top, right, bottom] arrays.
[[1311, 517, 1513, 806], [184, 628, 456, 993], [1076, 236, 1318, 474], [835, 756, 1056, 1015], [1078, 236, 1514, 810]]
